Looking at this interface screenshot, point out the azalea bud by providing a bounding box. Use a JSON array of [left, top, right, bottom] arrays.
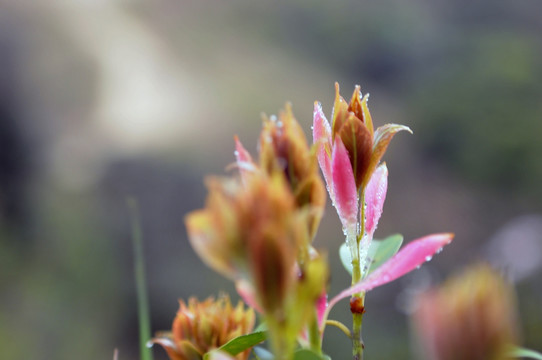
[[314, 83, 411, 194], [412, 264, 520, 360], [151, 295, 255, 360], [186, 171, 302, 312], [330, 83, 374, 189], [258, 103, 326, 240]]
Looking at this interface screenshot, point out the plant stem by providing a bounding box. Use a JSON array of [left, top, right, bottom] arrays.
[[351, 191, 366, 360], [351, 260, 365, 360], [127, 198, 154, 360], [308, 309, 322, 355]]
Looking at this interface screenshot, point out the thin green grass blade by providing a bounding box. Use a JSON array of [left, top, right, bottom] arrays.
[[507, 346, 542, 359], [128, 198, 154, 360]]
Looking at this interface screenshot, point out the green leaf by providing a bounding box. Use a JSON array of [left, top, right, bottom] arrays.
[[208, 331, 267, 358], [293, 349, 329, 360], [254, 322, 268, 333], [507, 346, 542, 359], [367, 234, 403, 274], [339, 234, 403, 276], [339, 242, 353, 275]]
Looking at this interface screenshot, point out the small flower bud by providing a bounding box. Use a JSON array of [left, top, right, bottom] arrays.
[[258, 103, 326, 240], [412, 264, 520, 360], [151, 295, 255, 360]]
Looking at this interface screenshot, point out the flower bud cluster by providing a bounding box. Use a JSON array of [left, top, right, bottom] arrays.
[[185, 104, 329, 358], [151, 295, 255, 360]]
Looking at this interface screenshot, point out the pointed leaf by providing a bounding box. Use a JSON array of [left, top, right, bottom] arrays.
[[234, 136, 256, 184], [348, 85, 364, 124], [363, 123, 412, 187], [186, 210, 236, 279], [339, 242, 353, 275], [328, 233, 454, 312], [360, 93, 374, 136], [211, 332, 267, 358], [364, 164, 388, 240], [367, 234, 403, 274], [337, 114, 373, 189], [312, 102, 333, 202], [254, 323, 268, 333], [331, 137, 359, 258], [331, 82, 349, 140], [234, 136, 253, 167]]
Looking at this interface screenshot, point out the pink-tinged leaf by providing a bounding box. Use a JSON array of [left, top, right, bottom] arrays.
[[234, 136, 256, 183], [363, 123, 412, 188], [236, 279, 263, 313], [331, 82, 349, 140], [316, 291, 328, 329], [313, 102, 333, 201], [327, 233, 454, 312], [331, 137, 359, 255], [364, 163, 388, 240]]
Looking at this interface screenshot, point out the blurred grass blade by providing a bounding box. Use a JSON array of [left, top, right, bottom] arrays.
[[507, 346, 542, 359], [128, 198, 154, 360]]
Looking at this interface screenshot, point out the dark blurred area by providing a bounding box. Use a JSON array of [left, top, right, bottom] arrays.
[[1, 1, 541, 359]]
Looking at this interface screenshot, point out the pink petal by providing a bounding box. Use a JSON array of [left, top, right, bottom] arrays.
[[234, 136, 256, 182], [313, 102, 334, 201], [327, 233, 454, 312], [332, 137, 359, 254], [364, 163, 388, 240]]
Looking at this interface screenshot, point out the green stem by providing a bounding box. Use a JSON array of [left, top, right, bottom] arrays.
[[127, 198, 154, 360], [351, 261, 365, 360], [351, 191, 366, 360], [308, 309, 322, 355], [266, 315, 293, 360]]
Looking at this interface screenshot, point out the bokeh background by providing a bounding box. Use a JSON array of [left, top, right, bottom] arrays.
[[1, 1, 541, 359]]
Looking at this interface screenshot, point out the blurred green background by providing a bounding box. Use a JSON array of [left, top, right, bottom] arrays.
[[1, 1, 541, 359]]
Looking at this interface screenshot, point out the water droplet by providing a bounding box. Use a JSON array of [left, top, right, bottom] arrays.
[[416, 265, 421, 269], [436, 247, 443, 254], [425, 255, 433, 262], [270, 115, 277, 122], [234, 150, 239, 156]]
